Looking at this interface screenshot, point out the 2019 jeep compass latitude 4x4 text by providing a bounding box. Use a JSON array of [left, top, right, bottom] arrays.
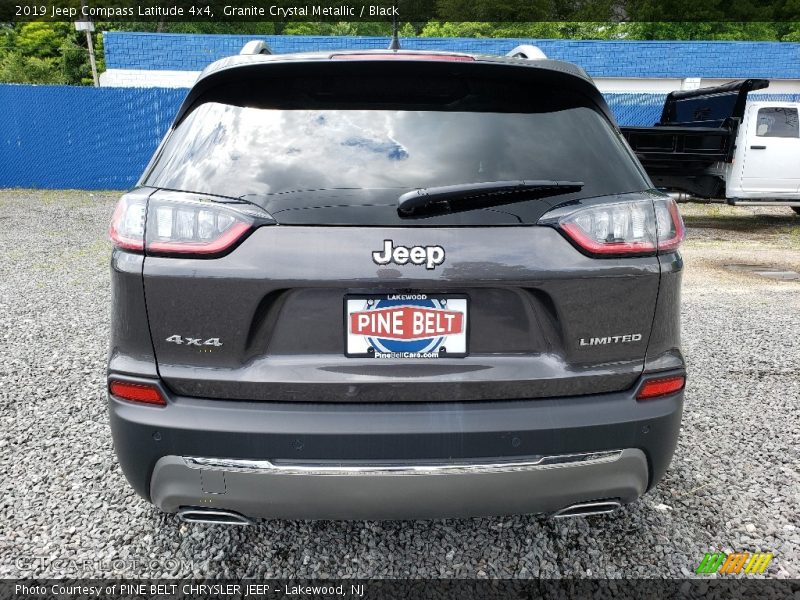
[[107, 49, 686, 522]]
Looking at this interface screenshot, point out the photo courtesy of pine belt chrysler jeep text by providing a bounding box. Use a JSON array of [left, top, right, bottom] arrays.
[[107, 46, 687, 523]]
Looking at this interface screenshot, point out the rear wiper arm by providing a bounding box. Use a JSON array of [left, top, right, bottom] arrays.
[[397, 180, 584, 218]]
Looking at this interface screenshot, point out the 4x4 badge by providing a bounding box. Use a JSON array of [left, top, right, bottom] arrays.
[[166, 335, 223, 347], [372, 239, 445, 270]]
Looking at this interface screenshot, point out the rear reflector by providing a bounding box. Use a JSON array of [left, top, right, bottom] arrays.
[[331, 53, 475, 62], [636, 375, 686, 400], [109, 381, 166, 406]]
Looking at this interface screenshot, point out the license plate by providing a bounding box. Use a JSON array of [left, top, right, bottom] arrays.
[[345, 294, 469, 358]]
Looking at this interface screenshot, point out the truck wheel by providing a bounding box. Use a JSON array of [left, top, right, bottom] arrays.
[[793, 207, 800, 216]]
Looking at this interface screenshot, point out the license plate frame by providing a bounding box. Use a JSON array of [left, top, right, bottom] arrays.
[[344, 293, 469, 359]]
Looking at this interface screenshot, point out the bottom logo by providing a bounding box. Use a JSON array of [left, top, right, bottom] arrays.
[[696, 551, 773, 575]]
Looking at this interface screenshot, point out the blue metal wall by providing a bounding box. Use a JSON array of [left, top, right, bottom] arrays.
[[0, 85, 186, 190], [104, 32, 800, 79], [1, 84, 798, 190]]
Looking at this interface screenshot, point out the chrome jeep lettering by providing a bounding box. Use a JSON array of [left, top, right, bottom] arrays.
[[372, 240, 446, 270]]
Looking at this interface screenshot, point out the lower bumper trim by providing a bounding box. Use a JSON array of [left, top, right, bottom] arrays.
[[183, 450, 624, 477], [151, 448, 648, 520]]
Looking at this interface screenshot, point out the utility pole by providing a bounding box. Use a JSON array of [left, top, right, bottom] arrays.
[[74, 0, 99, 86], [84, 26, 99, 87]]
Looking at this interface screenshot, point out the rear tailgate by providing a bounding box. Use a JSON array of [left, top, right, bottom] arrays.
[[139, 56, 658, 403], [143, 225, 659, 402]]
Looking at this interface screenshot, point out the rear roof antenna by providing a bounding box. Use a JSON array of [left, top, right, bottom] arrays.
[[388, 2, 401, 50]]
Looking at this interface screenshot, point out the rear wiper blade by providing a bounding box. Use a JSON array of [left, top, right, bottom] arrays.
[[397, 180, 584, 218]]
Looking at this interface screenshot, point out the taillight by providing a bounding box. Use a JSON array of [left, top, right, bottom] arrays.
[[559, 199, 657, 255], [654, 197, 686, 251], [540, 196, 685, 257], [109, 194, 146, 251], [636, 375, 686, 400], [146, 197, 255, 256], [109, 380, 166, 406], [109, 192, 273, 257]]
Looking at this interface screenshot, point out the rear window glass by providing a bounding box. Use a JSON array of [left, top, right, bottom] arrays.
[[144, 102, 648, 225]]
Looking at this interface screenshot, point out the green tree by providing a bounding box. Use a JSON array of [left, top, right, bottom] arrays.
[[281, 21, 392, 35], [0, 51, 63, 83], [420, 21, 626, 39], [13, 22, 72, 58], [777, 22, 800, 40], [399, 22, 421, 37], [623, 22, 779, 40], [61, 39, 90, 85], [0, 23, 14, 54], [420, 21, 498, 37]]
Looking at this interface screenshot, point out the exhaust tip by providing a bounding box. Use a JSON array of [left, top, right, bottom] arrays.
[[177, 507, 253, 526], [552, 500, 622, 518]]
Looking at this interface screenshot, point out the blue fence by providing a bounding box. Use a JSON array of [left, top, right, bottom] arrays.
[[1, 84, 798, 190], [105, 32, 800, 79], [0, 85, 186, 190]]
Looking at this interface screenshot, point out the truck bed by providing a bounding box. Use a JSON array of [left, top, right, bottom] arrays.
[[619, 79, 769, 198], [621, 125, 736, 174]]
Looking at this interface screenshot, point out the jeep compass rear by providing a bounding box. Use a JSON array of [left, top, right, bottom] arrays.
[[107, 49, 686, 522]]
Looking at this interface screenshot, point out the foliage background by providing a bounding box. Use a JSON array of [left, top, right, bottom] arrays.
[[1, 20, 799, 85]]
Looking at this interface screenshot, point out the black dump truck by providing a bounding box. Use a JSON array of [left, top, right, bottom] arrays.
[[621, 79, 800, 213]]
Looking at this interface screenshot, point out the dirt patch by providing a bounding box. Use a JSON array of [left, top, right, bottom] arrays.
[[724, 264, 800, 280], [680, 203, 800, 249], [678, 203, 800, 291]]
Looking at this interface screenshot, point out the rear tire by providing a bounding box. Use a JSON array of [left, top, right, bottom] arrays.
[[792, 207, 800, 216]]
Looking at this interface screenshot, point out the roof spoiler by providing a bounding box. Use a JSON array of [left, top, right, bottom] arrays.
[[658, 78, 769, 127], [505, 45, 547, 59], [240, 40, 273, 55]]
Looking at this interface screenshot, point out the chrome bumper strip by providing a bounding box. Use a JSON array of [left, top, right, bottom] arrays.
[[183, 450, 623, 477]]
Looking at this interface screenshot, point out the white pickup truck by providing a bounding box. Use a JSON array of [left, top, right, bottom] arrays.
[[621, 79, 800, 214]]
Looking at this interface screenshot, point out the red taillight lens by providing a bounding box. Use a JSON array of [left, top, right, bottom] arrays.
[[654, 197, 686, 251], [109, 195, 146, 251], [331, 53, 475, 62], [541, 196, 685, 257], [109, 380, 166, 406], [636, 375, 686, 400]]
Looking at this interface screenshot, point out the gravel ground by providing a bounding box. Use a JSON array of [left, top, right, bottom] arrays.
[[0, 191, 798, 579]]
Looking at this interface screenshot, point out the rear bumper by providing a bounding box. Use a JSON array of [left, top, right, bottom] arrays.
[[108, 374, 684, 520], [153, 450, 646, 520]]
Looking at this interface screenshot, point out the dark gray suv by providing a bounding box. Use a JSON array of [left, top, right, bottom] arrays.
[[107, 49, 686, 524]]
